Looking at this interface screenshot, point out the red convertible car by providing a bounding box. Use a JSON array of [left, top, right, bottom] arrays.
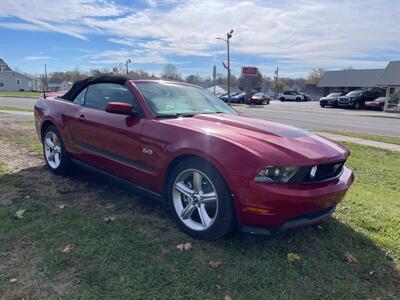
[[34, 76, 354, 240]]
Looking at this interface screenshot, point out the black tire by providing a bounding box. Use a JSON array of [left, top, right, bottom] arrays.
[[279, 97, 285, 102], [296, 97, 301, 102], [42, 125, 71, 175], [320, 103, 325, 108], [353, 102, 360, 109], [166, 158, 235, 240]]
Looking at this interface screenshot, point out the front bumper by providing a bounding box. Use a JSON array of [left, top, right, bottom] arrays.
[[232, 166, 354, 231], [320, 99, 337, 106], [337, 98, 353, 107], [240, 205, 336, 235]]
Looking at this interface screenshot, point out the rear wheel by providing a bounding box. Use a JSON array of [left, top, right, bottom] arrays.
[[354, 102, 361, 109], [43, 125, 71, 174], [167, 158, 235, 240]]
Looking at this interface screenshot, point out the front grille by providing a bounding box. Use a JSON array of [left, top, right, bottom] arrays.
[[289, 160, 345, 184]]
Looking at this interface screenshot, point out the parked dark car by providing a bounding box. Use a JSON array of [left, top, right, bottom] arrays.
[[248, 93, 270, 105], [319, 92, 344, 108], [219, 92, 240, 103], [231, 92, 245, 103], [337, 90, 380, 109], [365, 97, 386, 111]]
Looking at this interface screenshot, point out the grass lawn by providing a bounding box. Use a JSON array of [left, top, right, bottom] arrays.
[[0, 105, 33, 112], [0, 91, 42, 97], [0, 123, 399, 299], [324, 130, 400, 146]]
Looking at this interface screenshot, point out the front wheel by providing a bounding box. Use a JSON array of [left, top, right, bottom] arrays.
[[43, 125, 71, 174], [353, 102, 361, 109], [167, 158, 235, 240]]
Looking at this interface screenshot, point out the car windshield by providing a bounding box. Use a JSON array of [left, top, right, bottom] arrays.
[[327, 93, 341, 97], [346, 91, 362, 96], [135, 82, 237, 117]]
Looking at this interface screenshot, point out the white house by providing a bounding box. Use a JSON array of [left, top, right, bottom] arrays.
[[47, 79, 72, 92], [0, 58, 32, 91]]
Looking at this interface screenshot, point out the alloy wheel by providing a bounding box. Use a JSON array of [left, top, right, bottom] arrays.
[[172, 169, 218, 231], [44, 131, 62, 169]]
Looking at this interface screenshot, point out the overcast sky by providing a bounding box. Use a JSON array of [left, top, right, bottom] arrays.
[[1, 0, 399, 78]]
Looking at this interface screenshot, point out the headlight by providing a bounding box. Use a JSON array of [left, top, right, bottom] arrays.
[[254, 166, 299, 183]]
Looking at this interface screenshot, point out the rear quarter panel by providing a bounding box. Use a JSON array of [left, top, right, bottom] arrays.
[[34, 97, 81, 152]]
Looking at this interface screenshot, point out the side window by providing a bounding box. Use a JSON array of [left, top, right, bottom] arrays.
[[73, 88, 86, 105], [85, 83, 134, 110]]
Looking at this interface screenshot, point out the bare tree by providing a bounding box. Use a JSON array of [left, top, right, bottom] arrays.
[[307, 68, 326, 84], [161, 64, 181, 81]]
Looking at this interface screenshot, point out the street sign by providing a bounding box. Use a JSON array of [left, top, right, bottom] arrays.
[[242, 67, 258, 76]]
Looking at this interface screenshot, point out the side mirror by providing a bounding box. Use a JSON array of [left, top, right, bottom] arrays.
[[105, 102, 139, 116]]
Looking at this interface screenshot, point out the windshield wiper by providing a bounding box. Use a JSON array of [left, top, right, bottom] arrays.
[[156, 113, 196, 119]]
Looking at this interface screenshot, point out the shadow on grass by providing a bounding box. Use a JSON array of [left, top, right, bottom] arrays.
[[1, 165, 399, 299]]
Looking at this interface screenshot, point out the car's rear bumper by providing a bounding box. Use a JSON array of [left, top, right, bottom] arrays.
[[232, 166, 354, 231]]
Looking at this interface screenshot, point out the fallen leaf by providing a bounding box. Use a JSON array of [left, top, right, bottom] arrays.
[[9, 278, 17, 283], [344, 252, 358, 263], [176, 243, 193, 251], [14, 209, 26, 219], [104, 216, 116, 223], [317, 225, 323, 230], [215, 284, 221, 290], [287, 252, 301, 262], [395, 264, 400, 273], [209, 260, 222, 269], [25, 195, 30, 199], [60, 244, 74, 253], [223, 296, 232, 300], [59, 204, 66, 209]]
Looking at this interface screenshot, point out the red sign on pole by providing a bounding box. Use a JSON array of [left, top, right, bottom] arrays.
[[242, 67, 258, 76]]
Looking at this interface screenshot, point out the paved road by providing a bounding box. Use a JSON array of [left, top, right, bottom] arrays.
[[235, 101, 400, 137], [0, 96, 37, 109], [1, 96, 399, 137]]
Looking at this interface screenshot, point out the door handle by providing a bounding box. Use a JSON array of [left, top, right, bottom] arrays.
[[77, 114, 86, 120]]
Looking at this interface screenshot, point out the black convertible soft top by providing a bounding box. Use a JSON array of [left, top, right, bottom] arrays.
[[61, 75, 131, 101]]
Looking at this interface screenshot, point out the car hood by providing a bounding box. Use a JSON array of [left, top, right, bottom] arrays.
[[161, 114, 348, 165]]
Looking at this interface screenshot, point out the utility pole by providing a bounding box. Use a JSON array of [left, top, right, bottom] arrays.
[[125, 58, 132, 75], [217, 29, 234, 105], [44, 64, 48, 91], [227, 32, 231, 104], [274, 67, 279, 100], [213, 65, 217, 94]]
